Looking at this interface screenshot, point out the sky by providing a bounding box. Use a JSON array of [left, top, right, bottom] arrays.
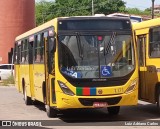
[[36, 0, 160, 10], [124, 0, 160, 10]]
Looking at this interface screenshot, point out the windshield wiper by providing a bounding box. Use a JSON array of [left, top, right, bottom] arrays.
[[76, 32, 84, 60]]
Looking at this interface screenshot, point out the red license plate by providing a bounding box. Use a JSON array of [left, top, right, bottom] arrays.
[[93, 102, 108, 108]]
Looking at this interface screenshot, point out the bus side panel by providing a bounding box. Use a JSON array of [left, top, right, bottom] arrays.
[[34, 64, 45, 102], [15, 64, 20, 91], [24, 64, 31, 97], [146, 58, 160, 103], [29, 64, 35, 98]]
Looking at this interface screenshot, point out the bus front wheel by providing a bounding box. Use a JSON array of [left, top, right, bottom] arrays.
[[157, 88, 160, 112], [46, 105, 57, 118], [107, 106, 120, 115], [24, 86, 32, 105]]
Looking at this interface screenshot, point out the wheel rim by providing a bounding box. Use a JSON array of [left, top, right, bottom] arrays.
[[46, 105, 50, 113], [158, 93, 160, 108], [24, 88, 27, 101]]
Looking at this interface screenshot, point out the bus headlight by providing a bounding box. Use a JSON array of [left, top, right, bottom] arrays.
[[58, 81, 75, 96], [125, 79, 137, 94]]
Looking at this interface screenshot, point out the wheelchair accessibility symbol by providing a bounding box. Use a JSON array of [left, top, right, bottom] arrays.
[[101, 66, 112, 77]]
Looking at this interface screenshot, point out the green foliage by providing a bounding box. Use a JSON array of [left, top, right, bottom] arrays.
[[35, 0, 154, 25], [93, 0, 126, 15], [36, 0, 56, 25], [54, 0, 90, 16], [145, 8, 151, 12], [36, 0, 126, 25], [54, 0, 126, 16], [0, 75, 15, 86], [125, 8, 151, 15]]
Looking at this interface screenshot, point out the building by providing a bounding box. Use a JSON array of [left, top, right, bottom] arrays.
[[154, 5, 160, 14], [0, 0, 35, 64]]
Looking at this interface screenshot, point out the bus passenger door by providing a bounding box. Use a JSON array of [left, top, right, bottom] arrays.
[[137, 35, 148, 100], [44, 33, 56, 106], [28, 40, 35, 98]]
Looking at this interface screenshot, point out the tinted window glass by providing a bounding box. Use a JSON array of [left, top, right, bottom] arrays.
[[0, 65, 11, 69], [58, 19, 131, 31], [149, 27, 160, 58], [35, 35, 41, 63]]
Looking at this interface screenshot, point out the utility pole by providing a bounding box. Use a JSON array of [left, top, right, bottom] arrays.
[[92, 0, 94, 16], [151, 0, 155, 19]]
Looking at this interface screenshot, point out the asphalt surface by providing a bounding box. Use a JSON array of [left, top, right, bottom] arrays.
[[0, 86, 160, 129]]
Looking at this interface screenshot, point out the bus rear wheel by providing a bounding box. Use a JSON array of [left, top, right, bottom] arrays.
[[107, 106, 120, 115], [46, 105, 57, 118], [24, 86, 32, 105], [157, 88, 160, 113]]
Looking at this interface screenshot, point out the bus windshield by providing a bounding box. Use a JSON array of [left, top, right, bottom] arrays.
[[58, 33, 134, 79]]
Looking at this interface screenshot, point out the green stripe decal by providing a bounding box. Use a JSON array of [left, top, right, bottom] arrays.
[[76, 87, 83, 95]]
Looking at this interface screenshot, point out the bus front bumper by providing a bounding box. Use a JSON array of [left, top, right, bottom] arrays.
[[53, 89, 138, 109]]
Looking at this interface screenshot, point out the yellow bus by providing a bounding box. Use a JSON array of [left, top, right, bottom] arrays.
[[14, 16, 138, 117], [133, 18, 160, 111]]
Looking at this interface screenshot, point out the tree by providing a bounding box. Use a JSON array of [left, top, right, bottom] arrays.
[[36, 0, 126, 25], [125, 8, 151, 15], [145, 8, 151, 12], [93, 0, 126, 15], [55, 0, 90, 16], [36, 0, 56, 25], [54, 0, 126, 16]]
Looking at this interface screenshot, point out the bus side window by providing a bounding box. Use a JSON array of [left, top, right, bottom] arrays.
[[41, 31, 48, 63], [24, 39, 28, 63], [149, 27, 160, 58], [17, 44, 21, 64], [48, 36, 55, 74], [21, 40, 27, 63], [34, 35, 41, 63], [21, 41, 24, 63], [40, 33, 45, 63], [137, 36, 145, 66], [28, 37, 34, 64], [14, 43, 18, 64]]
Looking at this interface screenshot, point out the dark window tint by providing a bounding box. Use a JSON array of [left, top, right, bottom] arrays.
[[58, 19, 131, 31], [14, 43, 18, 64], [137, 35, 146, 66], [0, 65, 12, 69], [24, 39, 28, 63], [34, 35, 41, 63], [17, 45, 21, 64], [40, 32, 48, 63], [149, 27, 160, 58], [20, 39, 28, 63]]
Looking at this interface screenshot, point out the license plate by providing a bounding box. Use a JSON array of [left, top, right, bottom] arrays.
[[93, 102, 108, 108]]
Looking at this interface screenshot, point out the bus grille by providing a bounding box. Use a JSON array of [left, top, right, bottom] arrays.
[[78, 97, 122, 106]]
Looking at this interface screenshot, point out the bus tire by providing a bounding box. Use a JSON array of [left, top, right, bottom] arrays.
[[24, 86, 32, 105], [42, 82, 46, 104], [157, 87, 160, 112], [46, 105, 57, 118], [107, 106, 120, 115]]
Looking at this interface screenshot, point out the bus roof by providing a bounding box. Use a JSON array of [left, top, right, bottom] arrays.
[[15, 16, 130, 41], [15, 18, 58, 41], [132, 17, 160, 30]]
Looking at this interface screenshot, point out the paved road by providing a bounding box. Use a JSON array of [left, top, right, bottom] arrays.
[[0, 86, 159, 129]]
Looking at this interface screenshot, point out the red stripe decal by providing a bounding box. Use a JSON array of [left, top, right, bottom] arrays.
[[83, 87, 90, 96]]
